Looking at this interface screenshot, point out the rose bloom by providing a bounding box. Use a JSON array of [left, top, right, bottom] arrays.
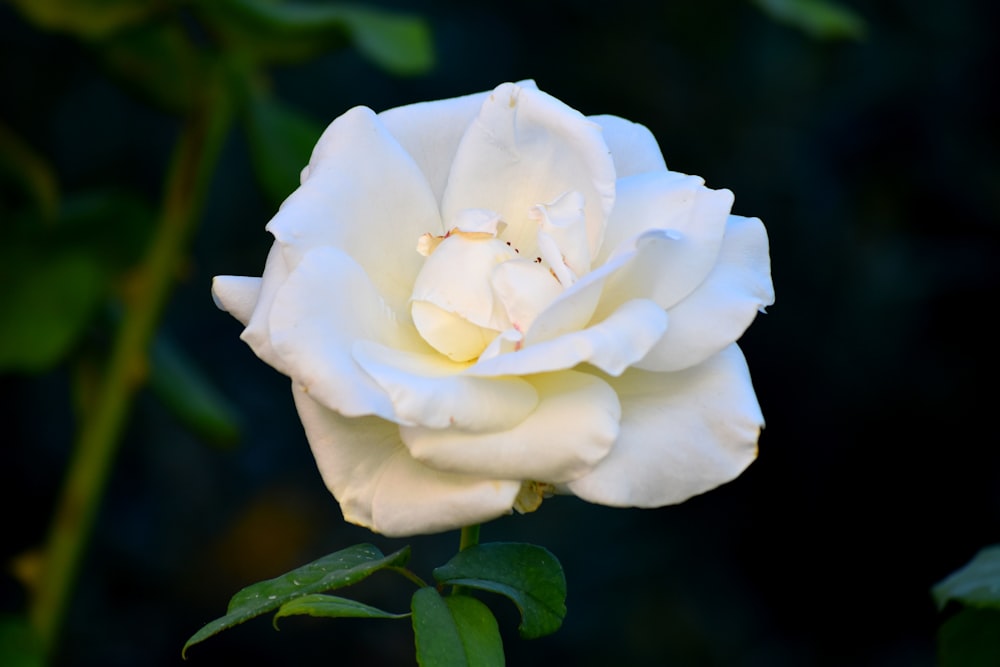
[[213, 81, 773, 537]]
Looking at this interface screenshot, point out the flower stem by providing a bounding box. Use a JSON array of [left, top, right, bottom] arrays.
[[388, 566, 429, 589], [459, 524, 481, 552], [29, 77, 231, 660], [450, 525, 481, 597]]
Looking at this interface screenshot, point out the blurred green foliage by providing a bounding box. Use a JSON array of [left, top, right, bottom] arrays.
[[0, 1, 432, 664], [0, 0, 432, 431], [198, 0, 433, 73], [243, 92, 325, 206], [752, 0, 866, 40]]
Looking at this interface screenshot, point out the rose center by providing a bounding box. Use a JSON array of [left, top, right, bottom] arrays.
[[409, 194, 592, 363]]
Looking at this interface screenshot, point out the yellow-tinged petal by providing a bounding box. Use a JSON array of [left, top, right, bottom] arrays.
[[293, 388, 521, 537], [566, 345, 762, 507], [467, 299, 667, 378], [352, 340, 538, 432], [379, 80, 540, 204], [400, 370, 620, 484], [442, 82, 615, 264], [409, 231, 517, 360]]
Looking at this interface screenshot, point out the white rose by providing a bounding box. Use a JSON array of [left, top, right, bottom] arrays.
[[212, 81, 774, 537]]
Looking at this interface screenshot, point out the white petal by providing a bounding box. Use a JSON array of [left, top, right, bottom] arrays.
[[410, 233, 516, 331], [566, 344, 762, 507], [529, 190, 591, 280], [268, 246, 423, 419], [478, 328, 523, 362], [378, 91, 493, 205], [400, 370, 619, 484], [590, 114, 667, 177], [293, 388, 520, 537], [520, 231, 645, 345], [410, 302, 499, 363], [637, 215, 773, 372], [379, 80, 539, 204], [442, 83, 616, 263], [409, 231, 519, 361], [352, 340, 538, 431], [267, 106, 442, 314], [240, 243, 293, 376], [211, 275, 261, 326], [467, 299, 667, 378], [596, 170, 731, 271], [491, 259, 563, 334], [448, 208, 504, 234]]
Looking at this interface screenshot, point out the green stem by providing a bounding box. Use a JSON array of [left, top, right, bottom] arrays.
[[450, 525, 481, 596], [388, 566, 429, 589], [30, 79, 231, 660], [458, 524, 480, 552]]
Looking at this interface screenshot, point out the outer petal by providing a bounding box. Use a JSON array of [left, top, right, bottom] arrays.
[[566, 344, 762, 507], [442, 82, 616, 262], [636, 215, 773, 372], [238, 243, 293, 376], [352, 340, 538, 432], [400, 370, 620, 484], [293, 387, 521, 537], [379, 80, 538, 204], [268, 106, 442, 314], [467, 299, 667, 378], [589, 114, 667, 178], [595, 171, 731, 272], [212, 275, 261, 326], [268, 246, 424, 420]]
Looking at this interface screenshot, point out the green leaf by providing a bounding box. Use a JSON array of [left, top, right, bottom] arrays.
[[933, 545, 1000, 611], [938, 607, 1000, 667], [0, 189, 153, 373], [337, 6, 435, 77], [433, 543, 567, 639], [0, 614, 44, 667], [10, 0, 208, 111], [0, 247, 105, 372], [243, 94, 324, 205], [97, 19, 210, 113], [183, 543, 410, 657], [752, 0, 867, 41], [411, 587, 504, 667], [273, 594, 408, 627], [194, 0, 434, 75], [148, 335, 242, 446], [6, 0, 157, 39], [56, 190, 153, 270]]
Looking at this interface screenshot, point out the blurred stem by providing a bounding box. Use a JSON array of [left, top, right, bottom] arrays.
[[30, 76, 232, 660], [459, 524, 480, 552]]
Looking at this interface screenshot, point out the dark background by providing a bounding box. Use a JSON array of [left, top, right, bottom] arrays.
[[3, 0, 999, 664]]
